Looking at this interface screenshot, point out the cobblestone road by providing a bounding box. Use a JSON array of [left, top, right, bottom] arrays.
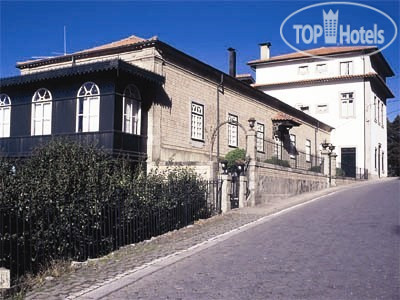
[[24, 179, 398, 299], [101, 179, 400, 300]]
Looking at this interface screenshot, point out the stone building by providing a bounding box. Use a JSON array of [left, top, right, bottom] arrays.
[[0, 35, 333, 179]]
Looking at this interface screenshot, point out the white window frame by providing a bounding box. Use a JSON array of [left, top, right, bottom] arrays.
[[256, 123, 264, 153], [290, 134, 296, 159], [340, 61, 353, 75], [0, 94, 11, 138], [298, 65, 309, 75], [305, 139, 311, 162], [191, 102, 204, 141], [31, 88, 52, 136], [122, 84, 141, 135], [340, 92, 355, 118], [381, 102, 384, 128], [228, 114, 238, 147], [316, 104, 328, 114], [274, 136, 282, 159], [76, 82, 100, 133], [374, 96, 378, 123], [316, 63, 327, 73]]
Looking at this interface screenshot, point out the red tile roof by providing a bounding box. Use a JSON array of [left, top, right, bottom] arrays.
[[272, 112, 301, 125], [17, 35, 157, 66], [248, 46, 377, 65]]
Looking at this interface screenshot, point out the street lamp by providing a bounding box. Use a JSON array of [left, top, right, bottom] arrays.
[[321, 141, 335, 185]]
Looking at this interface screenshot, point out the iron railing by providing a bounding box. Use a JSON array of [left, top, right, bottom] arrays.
[[256, 138, 324, 174], [0, 180, 222, 285], [336, 162, 368, 180]]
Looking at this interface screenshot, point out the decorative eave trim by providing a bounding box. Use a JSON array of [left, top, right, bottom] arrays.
[[1, 59, 165, 87]]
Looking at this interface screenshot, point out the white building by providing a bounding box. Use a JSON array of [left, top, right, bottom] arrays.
[[248, 45, 394, 178]]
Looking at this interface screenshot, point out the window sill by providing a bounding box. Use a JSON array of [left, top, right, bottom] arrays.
[[191, 138, 204, 143], [228, 145, 238, 149]]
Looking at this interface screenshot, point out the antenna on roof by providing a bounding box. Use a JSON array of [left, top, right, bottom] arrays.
[[30, 26, 69, 60], [64, 25, 67, 55]]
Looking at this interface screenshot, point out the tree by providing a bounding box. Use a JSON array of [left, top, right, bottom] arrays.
[[387, 115, 400, 176]]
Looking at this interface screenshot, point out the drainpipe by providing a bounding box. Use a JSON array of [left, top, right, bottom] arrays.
[[363, 55, 367, 174], [217, 74, 224, 162]]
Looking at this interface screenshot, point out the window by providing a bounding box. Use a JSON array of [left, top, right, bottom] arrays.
[[316, 104, 328, 113], [298, 65, 309, 75], [340, 92, 354, 118], [305, 139, 311, 162], [340, 61, 353, 75], [382, 152, 384, 173], [76, 82, 100, 133], [374, 96, 377, 123], [123, 84, 141, 135], [0, 94, 11, 138], [274, 136, 282, 159], [290, 134, 296, 159], [191, 102, 204, 140], [228, 114, 238, 147], [316, 64, 327, 73], [381, 102, 384, 128], [256, 123, 264, 152], [374, 147, 377, 170], [32, 88, 52, 136], [377, 100, 380, 125]]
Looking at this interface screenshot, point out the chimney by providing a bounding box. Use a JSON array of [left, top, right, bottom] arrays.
[[228, 47, 236, 77], [259, 42, 271, 60]]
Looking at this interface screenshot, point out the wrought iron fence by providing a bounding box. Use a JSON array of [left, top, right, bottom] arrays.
[[256, 138, 324, 174], [336, 162, 368, 180], [0, 180, 221, 285]]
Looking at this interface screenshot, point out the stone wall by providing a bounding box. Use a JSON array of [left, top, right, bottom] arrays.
[[255, 161, 328, 204]]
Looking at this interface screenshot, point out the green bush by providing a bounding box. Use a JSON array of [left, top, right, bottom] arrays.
[[264, 156, 291, 168], [224, 148, 246, 172], [336, 167, 346, 177], [308, 165, 322, 173], [0, 139, 208, 279]]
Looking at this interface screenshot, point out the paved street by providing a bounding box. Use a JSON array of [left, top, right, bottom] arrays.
[[99, 179, 399, 300]]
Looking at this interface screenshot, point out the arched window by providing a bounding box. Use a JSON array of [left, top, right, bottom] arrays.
[[0, 94, 11, 138], [32, 88, 52, 136], [76, 82, 100, 132], [123, 84, 141, 135]]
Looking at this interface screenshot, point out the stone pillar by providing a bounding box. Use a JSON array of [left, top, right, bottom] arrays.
[[246, 128, 257, 207], [220, 174, 232, 213], [239, 175, 248, 208], [321, 149, 330, 176], [330, 153, 337, 186]]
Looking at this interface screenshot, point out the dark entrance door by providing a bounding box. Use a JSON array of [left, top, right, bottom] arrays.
[[230, 174, 240, 209], [341, 147, 356, 178]]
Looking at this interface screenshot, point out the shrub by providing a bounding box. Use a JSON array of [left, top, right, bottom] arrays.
[[264, 156, 291, 168], [0, 139, 208, 281], [224, 148, 246, 173], [336, 167, 346, 177], [308, 165, 322, 173]]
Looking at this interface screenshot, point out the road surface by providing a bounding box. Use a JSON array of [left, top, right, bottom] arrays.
[[102, 179, 400, 299]]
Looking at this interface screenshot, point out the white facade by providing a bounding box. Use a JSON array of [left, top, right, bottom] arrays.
[[250, 48, 394, 178]]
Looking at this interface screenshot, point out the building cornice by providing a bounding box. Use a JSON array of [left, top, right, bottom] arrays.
[[252, 73, 394, 98]]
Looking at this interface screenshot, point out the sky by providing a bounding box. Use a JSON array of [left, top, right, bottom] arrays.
[[1, 0, 399, 120]]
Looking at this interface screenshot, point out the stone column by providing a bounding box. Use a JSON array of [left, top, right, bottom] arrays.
[[208, 160, 219, 181], [321, 149, 330, 176], [330, 153, 337, 186], [246, 127, 257, 207], [239, 175, 248, 208], [220, 174, 232, 213]]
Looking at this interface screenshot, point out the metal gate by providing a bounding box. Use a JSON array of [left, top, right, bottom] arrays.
[[230, 174, 240, 209]]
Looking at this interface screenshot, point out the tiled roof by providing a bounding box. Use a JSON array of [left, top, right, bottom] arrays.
[[272, 112, 301, 125], [248, 46, 377, 65], [17, 35, 157, 66]]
